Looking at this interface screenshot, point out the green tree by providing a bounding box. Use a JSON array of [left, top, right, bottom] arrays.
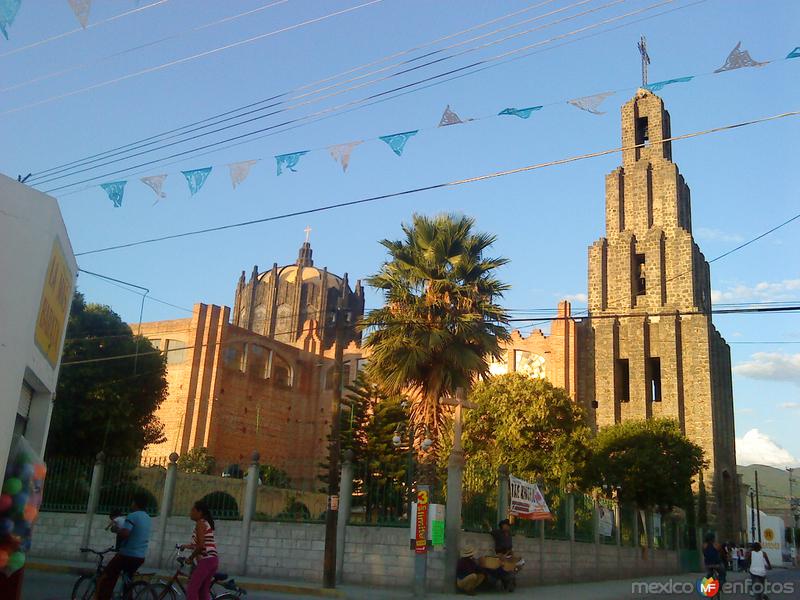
[[361, 213, 510, 453], [586, 418, 705, 513], [47, 292, 167, 458], [177, 447, 216, 475], [260, 464, 292, 488], [458, 373, 592, 492]]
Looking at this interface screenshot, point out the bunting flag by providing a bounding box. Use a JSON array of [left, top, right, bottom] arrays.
[[438, 105, 465, 127], [276, 151, 308, 175], [328, 141, 362, 173], [379, 130, 418, 157], [100, 181, 126, 208], [140, 174, 167, 200], [567, 92, 614, 115], [498, 106, 543, 119], [181, 167, 212, 196], [645, 76, 694, 92], [67, 0, 91, 28], [0, 0, 21, 39], [227, 159, 259, 189], [714, 42, 766, 73], [787, 47, 800, 59]]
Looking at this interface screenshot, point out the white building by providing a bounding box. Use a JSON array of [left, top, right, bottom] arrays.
[[0, 174, 77, 472]]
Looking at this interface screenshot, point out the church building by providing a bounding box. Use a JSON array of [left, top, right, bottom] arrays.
[[136, 90, 738, 539]]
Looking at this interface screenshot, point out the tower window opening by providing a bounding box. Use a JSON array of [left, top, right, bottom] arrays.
[[636, 116, 649, 146], [635, 253, 646, 296], [616, 359, 630, 403], [649, 357, 662, 402]]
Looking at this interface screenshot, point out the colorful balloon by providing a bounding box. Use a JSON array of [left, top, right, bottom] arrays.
[[7, 551, 25, 572], [0, 518, 13, 535], [0, 549, 8, 569], [2, 479, 22, 496], [23, 505, 37, 522], [0, 494, 11, 513], [13, 492, 28, 508], [20, 463, 34, 481], [33, 464, 47, 480]]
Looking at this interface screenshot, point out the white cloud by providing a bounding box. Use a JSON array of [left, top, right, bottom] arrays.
[[695, 227, 743, 243], [711, 278, 800, 304], [736, 429, 799, 467], [736, 407, 754, 414], [562, 293, 588, 303], [733, 352, 800, 385], [779, 402, 800, 410]]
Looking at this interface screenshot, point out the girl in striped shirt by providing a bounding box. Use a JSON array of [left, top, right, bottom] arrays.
[[181, 500, 218, 600]]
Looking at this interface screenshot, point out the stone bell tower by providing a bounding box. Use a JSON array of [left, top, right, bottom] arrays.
[[581, 89, 739, 539]]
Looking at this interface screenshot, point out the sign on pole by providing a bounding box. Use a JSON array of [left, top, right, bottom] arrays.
[[598, 505, 614, 537], [509, 474, 552, 520], [415, 489, 429, 554]]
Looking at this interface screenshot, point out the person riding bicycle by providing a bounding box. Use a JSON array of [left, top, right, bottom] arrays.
[[95, 492, 152, 600], [179, 500, 218, 600], [702, 532, 726, 584]]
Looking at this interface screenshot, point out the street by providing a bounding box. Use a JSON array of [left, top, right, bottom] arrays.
[[20, 567, 800, 600]]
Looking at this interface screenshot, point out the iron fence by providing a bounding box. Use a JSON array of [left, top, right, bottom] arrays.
[[40, 456, 93, 513]]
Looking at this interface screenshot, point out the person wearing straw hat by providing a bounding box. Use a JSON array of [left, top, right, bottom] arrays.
[[456, 545, 486, 595]]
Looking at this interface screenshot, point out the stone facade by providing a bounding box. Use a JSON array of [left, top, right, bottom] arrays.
[[577, 89, 739, 540]]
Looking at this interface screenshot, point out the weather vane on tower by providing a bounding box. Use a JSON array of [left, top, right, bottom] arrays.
[[638, 35, 650, 87]]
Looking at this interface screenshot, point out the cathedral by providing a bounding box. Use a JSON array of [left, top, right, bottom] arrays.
[[137, 90, 739, 539]]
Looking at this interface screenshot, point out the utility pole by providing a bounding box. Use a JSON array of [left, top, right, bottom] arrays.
[[788, 468, 797, 557], [323, 295, 349, 588], [755, 470, 762, 542], [750, 490, 756, 543]]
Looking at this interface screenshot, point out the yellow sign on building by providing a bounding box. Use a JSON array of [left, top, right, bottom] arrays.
[[35, 239, 73, 367]]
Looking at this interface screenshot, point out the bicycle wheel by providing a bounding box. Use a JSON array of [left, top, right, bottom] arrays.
[[211, 594, 241, 600], [71, 574, 96, 600], [125, 580, 156, 600], [148, 581, 179, 600]]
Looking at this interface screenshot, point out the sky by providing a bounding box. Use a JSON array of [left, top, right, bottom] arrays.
[[1, 0, 798, 466]]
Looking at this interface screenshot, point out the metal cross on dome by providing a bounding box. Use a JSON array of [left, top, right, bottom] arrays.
[[304, 225, 312, 243], [638, 35, 650, 87]]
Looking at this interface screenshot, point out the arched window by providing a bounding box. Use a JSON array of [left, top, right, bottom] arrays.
[[272, 353, 293, 388]]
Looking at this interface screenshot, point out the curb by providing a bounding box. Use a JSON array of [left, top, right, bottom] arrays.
[[26, 561, 345, 597]]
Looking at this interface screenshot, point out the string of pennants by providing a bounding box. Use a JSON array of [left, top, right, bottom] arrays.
[[59, 41, 800, 207], [1, 0, 95, 39]]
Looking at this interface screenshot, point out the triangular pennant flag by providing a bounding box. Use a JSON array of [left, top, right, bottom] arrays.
[[498, 106, 543, 119], [228, 160, 259, 189], [67, 0, 91, 29], [787, 47, 800, 59], [645, 76, 694, 92], [379, 130, 418, 157], [140, 174, 167, 200], [328, 141, 362, 173], [438, 105, 464, 127], [181, 167, 212, 196], [714, 42, 767, 72], [100, 181, 126, 208], [275, 151, 308, 175], [567, 92, 614, 115], [0, 0, 22, 40]]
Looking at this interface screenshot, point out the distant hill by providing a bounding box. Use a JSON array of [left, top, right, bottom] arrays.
[[737, 464, 795, 524]]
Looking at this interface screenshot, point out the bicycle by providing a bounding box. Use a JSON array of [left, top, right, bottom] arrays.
[[148, 545, 246, 600], [72, 547, 154, 600]]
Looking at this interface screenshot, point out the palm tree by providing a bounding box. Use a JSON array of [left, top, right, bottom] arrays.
[[361, 213, 510, 455]]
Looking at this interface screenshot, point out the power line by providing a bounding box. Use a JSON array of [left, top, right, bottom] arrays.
[[31, 0, 628, 186], [72, 108, 800, 257], [0, 0, 171, 59], [1, 0, 292, 94], [1, 0, 386, 119]]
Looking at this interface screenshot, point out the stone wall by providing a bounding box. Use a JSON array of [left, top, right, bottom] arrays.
[[30, 512, 678, 591]]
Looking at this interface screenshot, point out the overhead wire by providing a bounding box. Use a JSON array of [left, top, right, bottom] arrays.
[[70, 108, 800, 256], [0, 0, 171, 59], [40, 0, 684, 194], [0, 0, 386, 118], [1, 0, 292, 94], [31, 0, 627, 186], [26, 0, 565, 181]]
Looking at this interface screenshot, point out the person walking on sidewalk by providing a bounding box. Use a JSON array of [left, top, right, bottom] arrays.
[[746, 542, 771, 600], [180, 500, 219, 600], [96, 493, 152, 600], [456, 546, 486, 596], [702, 532, 726, 584]]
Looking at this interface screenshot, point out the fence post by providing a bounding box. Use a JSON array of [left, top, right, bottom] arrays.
[[538, 517, 545, 584], [238, 452, 259, 575], [615, 499, 621, 575], [633, 503, 641, 570], [593, 497, 600, 575], [154, 453, 179, 567], [567, 494, 575, 582], [81, 451, 105, 557], [336, 450, 354, 584], [496, 465, 509, 524], [444, 446, 465, 592]]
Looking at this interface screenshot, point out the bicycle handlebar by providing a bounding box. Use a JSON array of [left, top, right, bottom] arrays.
[[80, 547, 114, 556]]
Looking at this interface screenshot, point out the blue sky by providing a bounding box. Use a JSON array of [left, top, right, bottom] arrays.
[[2, 0, 798, 465]]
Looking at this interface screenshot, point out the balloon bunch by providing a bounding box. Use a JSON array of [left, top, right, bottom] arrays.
[[1, 436, 46, 576]]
